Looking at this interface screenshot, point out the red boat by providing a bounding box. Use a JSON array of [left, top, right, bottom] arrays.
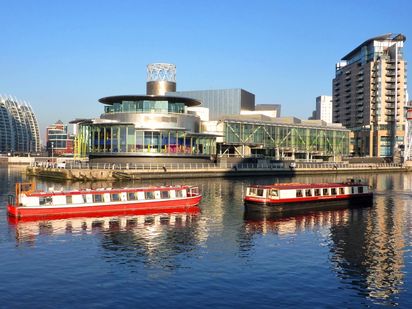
[[7, 182, 202, 219], [244, 179, 373, 213]]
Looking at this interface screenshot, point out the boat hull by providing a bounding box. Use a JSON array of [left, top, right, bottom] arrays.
[[8, 195, 202, 219], [244, 193, 373, 214]]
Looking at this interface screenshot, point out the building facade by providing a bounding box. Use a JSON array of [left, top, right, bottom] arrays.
[[169, 89, 255, 120], [0, 95, 41, 154], [74, 63, 217, 164], [218, 115, 349, 161], [46, 120, 74, 156], [312, 96, 333, 123], [333, 33, 407, 158]]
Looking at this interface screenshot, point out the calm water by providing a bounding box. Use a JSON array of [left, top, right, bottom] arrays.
[[1, 166, 412, 308]]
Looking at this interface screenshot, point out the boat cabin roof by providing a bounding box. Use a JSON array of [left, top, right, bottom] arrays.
[[248, 182, 366, 191], [22, 185, 192, 197]]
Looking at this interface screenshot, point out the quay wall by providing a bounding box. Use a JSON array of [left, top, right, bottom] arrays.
[[26, 165, 408, 181]]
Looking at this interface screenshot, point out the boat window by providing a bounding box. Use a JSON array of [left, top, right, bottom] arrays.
[[331, 188, 337, 195], [296, 190, 303, 197], [176, 190, 183, 198], [249, 188, 257, 196], [160, 191, 169, 199], [39, 196, 53, 206], [269, 189, 278, 198], [351, 187, 355, 194], [128, 192, 136, 200], [257, 189, 265, 197], [145, 191, 155, 200], [111, 193, 120, 201], [314, 189, 321, 196], [358, 186, 363, 193], [305, 189, 312, 197], [323, 188, 329, 196], [93, 194, 103, 203], [66, 195, 72, 204], [339, 188, 345, 195]]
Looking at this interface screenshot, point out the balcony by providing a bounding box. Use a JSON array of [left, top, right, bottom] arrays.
[[356, 94, 364, 100]]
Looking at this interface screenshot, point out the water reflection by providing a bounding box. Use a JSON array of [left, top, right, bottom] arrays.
[[9, 211, 203, 244], [329, 179, 410, 305], [100, 213, 206, 270], [2, 166, 412, 306], [243, 192, 407, 305]]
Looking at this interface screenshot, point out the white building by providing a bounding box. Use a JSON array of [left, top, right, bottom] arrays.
[[313, 95, 333, 124], [0, 95, 41, 153]]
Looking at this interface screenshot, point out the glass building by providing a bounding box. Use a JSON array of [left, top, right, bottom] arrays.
[[218, 116, 350, 160], [0, 95, 41, 154], [73, 63, 218, 164], [74, 96, 217, 164]]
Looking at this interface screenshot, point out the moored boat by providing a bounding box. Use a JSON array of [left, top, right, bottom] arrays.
[[7, 182, 202, 219], [244, 179, 373, 213]]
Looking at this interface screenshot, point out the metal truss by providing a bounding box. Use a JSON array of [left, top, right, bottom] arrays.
[[223, 120, 349, 157]]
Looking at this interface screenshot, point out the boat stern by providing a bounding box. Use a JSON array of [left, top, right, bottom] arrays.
[[7, 204, 19, 218]]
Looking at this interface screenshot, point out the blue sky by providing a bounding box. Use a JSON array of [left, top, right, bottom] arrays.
[[2, 0, 411, 138]]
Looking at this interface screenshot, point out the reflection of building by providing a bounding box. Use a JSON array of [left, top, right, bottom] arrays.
[[333, 34, 407, 158], [0, 95, 41, 153], [73, 63, 217, 164], [328, 188, 405, 302], [46, 120, 74, 156]]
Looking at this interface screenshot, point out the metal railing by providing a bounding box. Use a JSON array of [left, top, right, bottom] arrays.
[[30, 161, 403, 171]]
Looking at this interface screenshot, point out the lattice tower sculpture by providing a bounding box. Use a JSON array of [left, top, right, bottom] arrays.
[[146, 63, 177, 95]]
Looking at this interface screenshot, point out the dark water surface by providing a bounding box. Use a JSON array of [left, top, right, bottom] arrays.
[[1, 166, 412, 308]]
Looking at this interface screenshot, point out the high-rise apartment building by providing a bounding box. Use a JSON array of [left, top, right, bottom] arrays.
[[333, 33, 407, 158], [310, 96, 333, 123], [0, 95, 41, 153]]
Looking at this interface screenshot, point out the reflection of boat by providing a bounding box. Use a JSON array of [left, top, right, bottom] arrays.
[[244, 179, 373, 214], [8, 210, 200, 244], [7, 182, 202, 219], [244, 207, 355, 236]]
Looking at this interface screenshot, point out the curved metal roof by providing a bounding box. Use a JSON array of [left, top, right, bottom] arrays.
[[342, 33, 406, 61], [98, 95, 201, 107]]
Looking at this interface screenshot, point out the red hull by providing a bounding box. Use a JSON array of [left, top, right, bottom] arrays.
[[8, 196, 202, 219]]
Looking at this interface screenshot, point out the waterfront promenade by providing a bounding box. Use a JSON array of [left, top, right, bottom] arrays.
[[25, 161, 405, 181]]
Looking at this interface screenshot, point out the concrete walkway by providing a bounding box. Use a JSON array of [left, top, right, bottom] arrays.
[[26, 164, 407, 181]]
